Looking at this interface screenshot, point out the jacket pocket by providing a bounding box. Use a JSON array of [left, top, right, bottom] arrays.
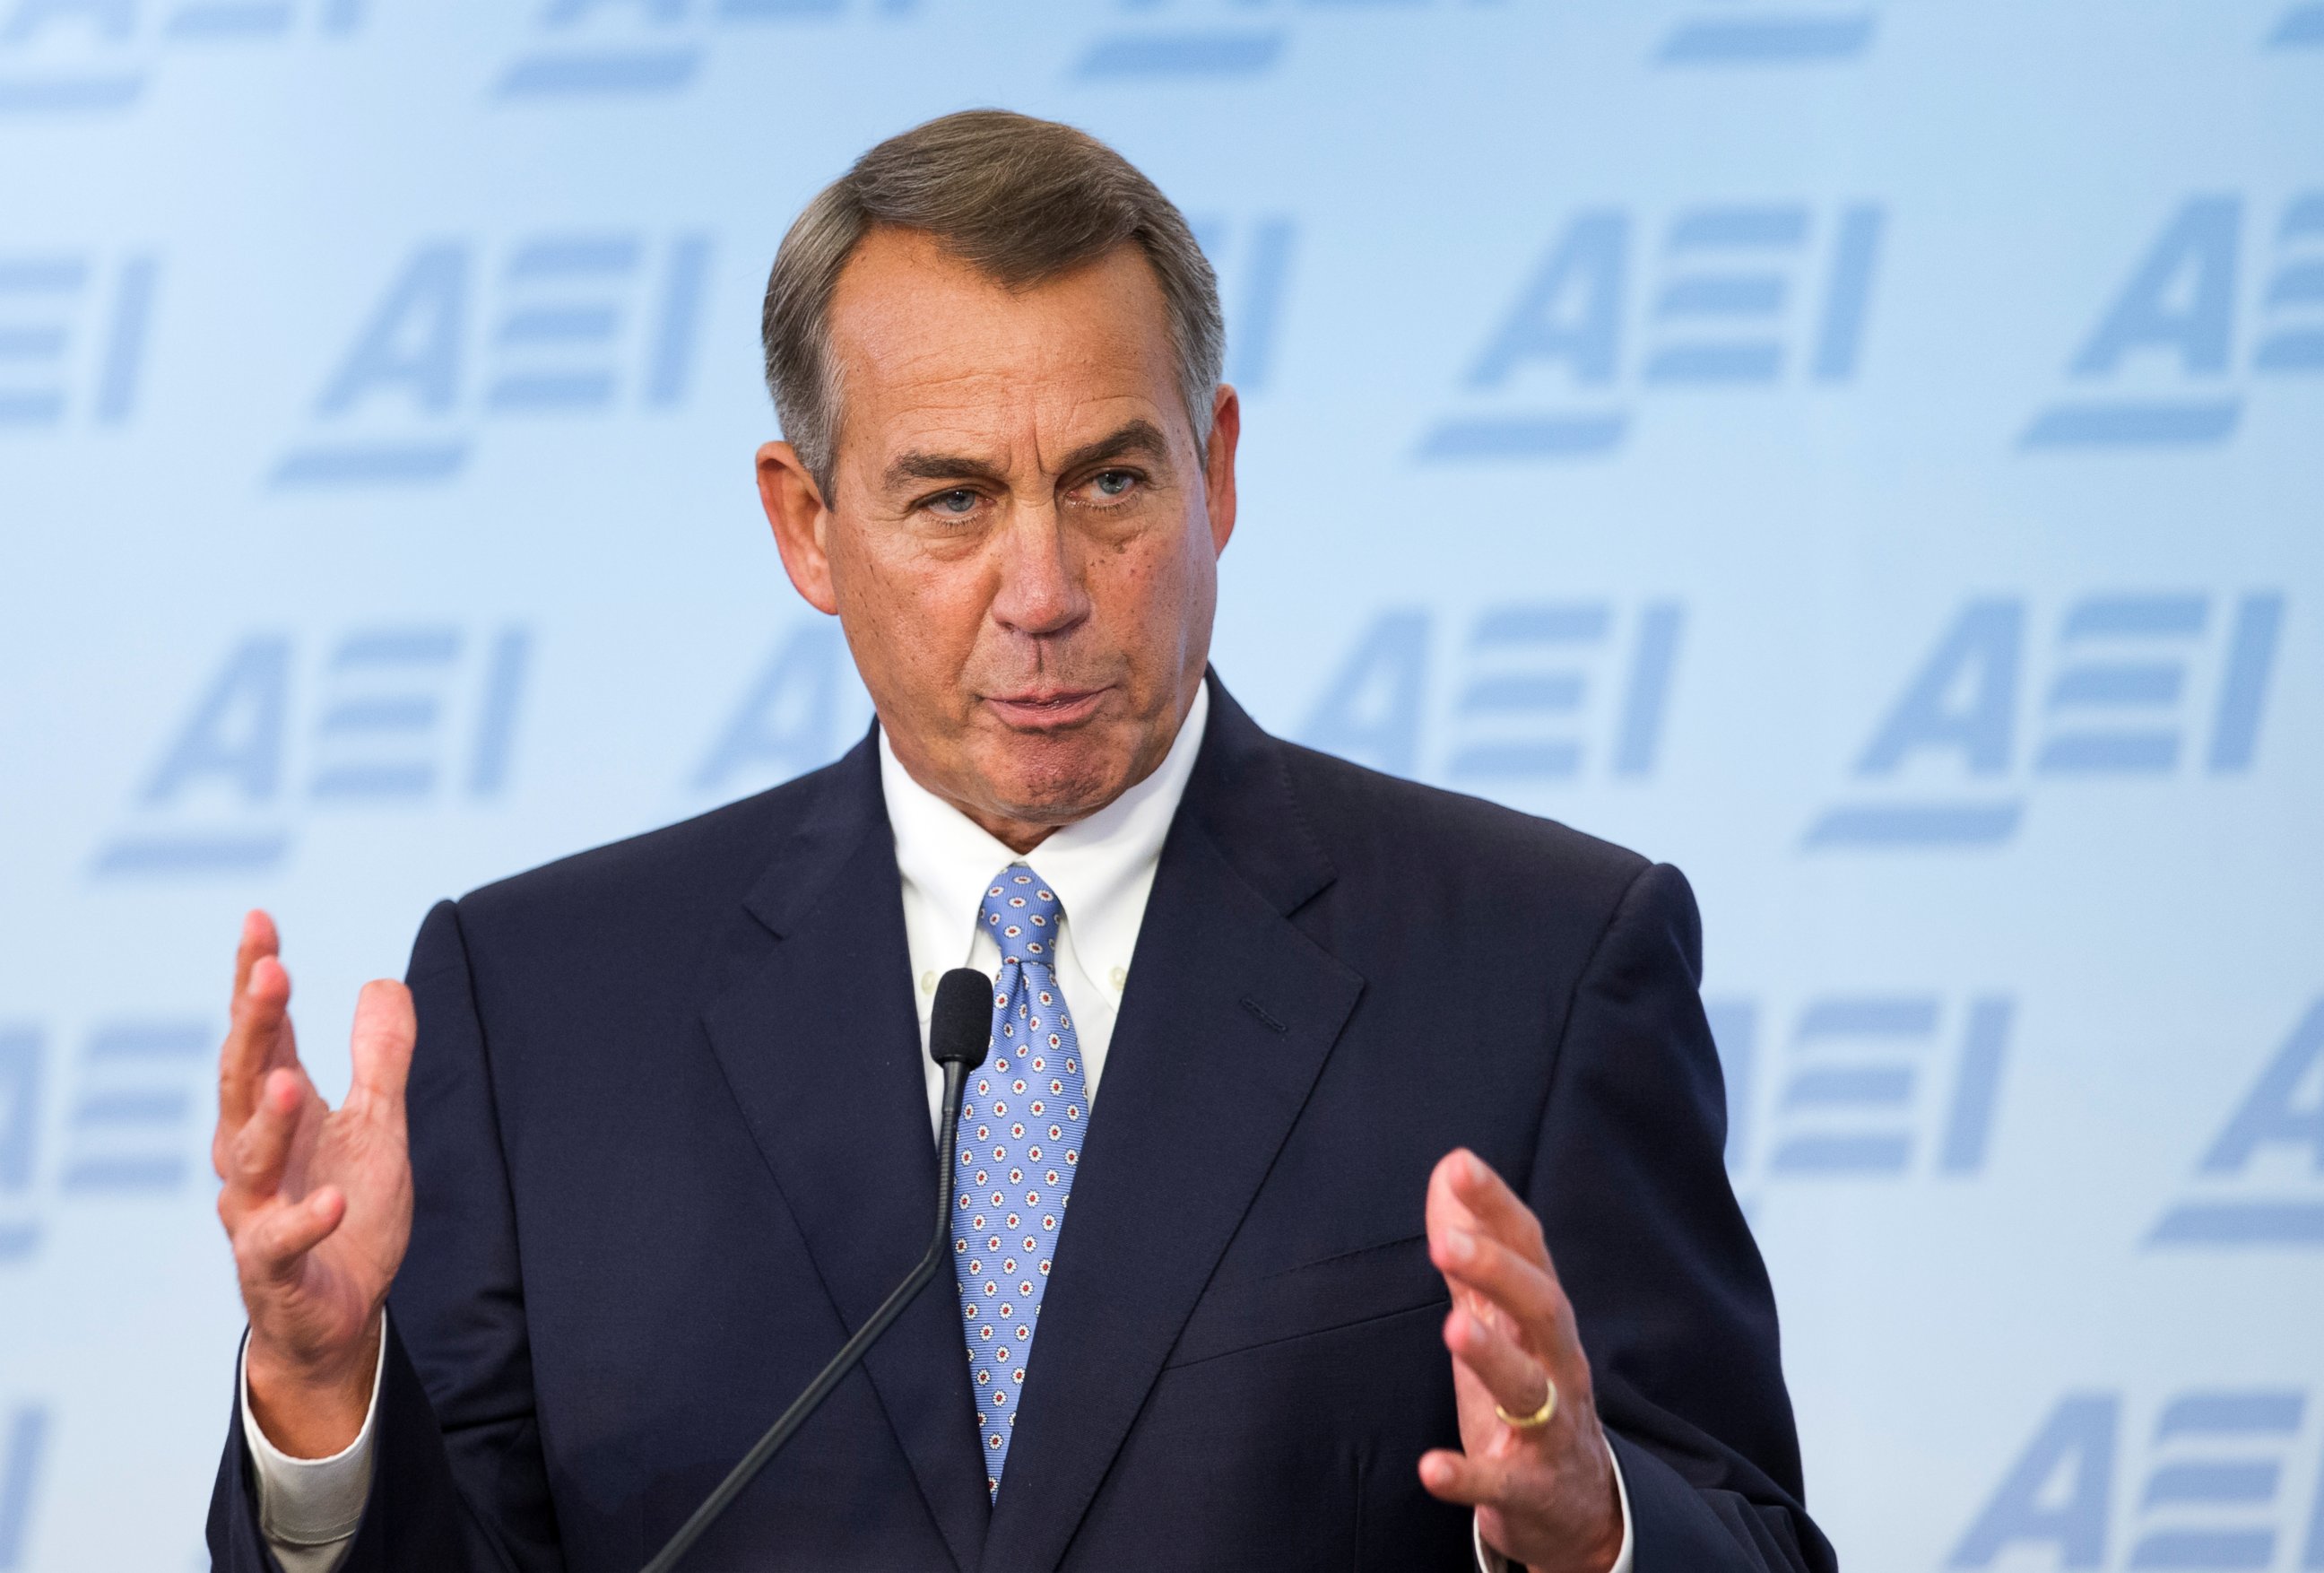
[[1164, 1233, 1447, 1369]]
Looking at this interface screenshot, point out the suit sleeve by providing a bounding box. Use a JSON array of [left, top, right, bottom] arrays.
[[1527, 862, 1837, 1573], [206, 899, 566, 1573]]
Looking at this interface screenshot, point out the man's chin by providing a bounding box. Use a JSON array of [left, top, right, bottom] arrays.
[[972, 742, 1136, 830]]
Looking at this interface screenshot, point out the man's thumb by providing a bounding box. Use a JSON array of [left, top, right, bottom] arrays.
[[348, 980, 416, 1115]]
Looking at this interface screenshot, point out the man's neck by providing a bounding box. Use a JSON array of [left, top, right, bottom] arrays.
[[974, 813, 1058, 857]]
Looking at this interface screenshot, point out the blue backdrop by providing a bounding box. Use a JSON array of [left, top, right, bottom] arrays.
[[3, 4, 2320, 1569]]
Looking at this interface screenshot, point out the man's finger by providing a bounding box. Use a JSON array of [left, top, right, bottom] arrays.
[[219, 950, 292, 1134], [346, 980, 416, 1122], [238, 1186, 346, 1287], [227, 1067, 306, 1204], [231, 908, 278, 1004], [1433, 1228, 1569, 1342], [1444, 1301, 1556, 1422], [1440, 1149, 1549, 1266], [1417, 1445, 1518, 1510], [1425, 1151, 1481, 1237]]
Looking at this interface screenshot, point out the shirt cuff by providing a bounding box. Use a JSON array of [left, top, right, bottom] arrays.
[[237, 1316, 386, 1551], [1471, 1434, 1635, 1573]]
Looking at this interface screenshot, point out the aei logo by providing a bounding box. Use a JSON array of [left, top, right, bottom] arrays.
[[0, 1020, 212, 1266], [0, 251, 156, 430], [1951, 1389, 2324, 1569], [0, 1407, 44, 1570], [1186, 215, 1296, 395], [491, 0, 918, 101], [1706, 993, 2010, 1192], [1420, 203, 1882, 461], [270, 233, 712, 486], [1806, 592, 2285, 849], [1068, 0, 1498, 84], [2147, 999, 2324, 1250], [2021, 195, 2324, 448], [91, 625, 531, 877], [0, 0, 360, 115], [692, 624, 869, 797], [1298, 602, 1684, 787], [1652, 3, 1877, 66], [2272, 4, 2324, 48]]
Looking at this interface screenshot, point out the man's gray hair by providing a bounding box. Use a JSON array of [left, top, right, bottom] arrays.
[[760, 109, 1225, 502]]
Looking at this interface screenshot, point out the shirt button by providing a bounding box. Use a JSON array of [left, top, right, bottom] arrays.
[[1109, 966, 1127, 992], [921, 970, 937, 995]]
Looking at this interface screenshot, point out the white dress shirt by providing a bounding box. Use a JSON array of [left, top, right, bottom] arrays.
[[885, 683, 1210, 1131], [240, 683, 1630, 1573]]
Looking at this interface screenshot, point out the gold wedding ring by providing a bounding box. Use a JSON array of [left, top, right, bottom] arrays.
[[1495, 1378, 1557, 1430]]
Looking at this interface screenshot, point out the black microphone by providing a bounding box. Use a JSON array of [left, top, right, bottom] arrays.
[[640, 967, 993, 1573]]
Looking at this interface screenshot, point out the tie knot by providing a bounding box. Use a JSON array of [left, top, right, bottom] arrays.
[[980, 866, 1062, 969]]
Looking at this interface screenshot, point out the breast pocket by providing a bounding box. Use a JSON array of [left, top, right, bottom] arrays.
[[1164, 1233, 1449, 1370]]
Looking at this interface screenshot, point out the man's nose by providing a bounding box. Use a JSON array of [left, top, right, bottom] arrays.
[[989, 509, 1091, 639]]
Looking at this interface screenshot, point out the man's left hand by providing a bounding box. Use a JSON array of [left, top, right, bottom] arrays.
[[1418, 1149, 1625, 1573]]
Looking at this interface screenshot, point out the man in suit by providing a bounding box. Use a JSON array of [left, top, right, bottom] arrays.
[[206, 111, 1834, 1573]]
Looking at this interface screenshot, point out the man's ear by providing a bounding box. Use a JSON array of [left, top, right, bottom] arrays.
[[758, 440, 840, 615], [1202, 384, 1240, 558]]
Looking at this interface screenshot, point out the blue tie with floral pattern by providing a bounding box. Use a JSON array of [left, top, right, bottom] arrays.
[[952, 865, 1089, 1495]]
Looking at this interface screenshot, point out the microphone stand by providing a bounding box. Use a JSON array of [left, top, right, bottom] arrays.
[[639, 1053, 976, 1573]]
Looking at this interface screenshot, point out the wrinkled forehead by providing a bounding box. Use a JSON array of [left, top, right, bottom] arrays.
[[821, 228, 1192, 472]]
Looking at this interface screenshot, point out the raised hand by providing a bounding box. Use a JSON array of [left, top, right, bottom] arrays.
[[1418, 1150, 1624, 1573], [212, 910, 415, 1458]]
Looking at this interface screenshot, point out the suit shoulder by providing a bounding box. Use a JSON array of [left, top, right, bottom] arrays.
[[451, 759, 837, 940], [1275, 740, 1652, 907]]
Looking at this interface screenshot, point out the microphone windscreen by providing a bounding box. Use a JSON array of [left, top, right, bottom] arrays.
[[929, 968, 993, 1071]]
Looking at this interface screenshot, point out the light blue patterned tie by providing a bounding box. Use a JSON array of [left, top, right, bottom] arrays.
[[953, 865, 1089, 1495]]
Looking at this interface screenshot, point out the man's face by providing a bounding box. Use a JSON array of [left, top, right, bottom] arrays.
[[758, 226, 1238, 850]]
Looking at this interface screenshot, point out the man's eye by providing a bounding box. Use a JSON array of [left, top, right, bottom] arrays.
[[1088, 470, 1137, 500], [926, 489, 979, 516]]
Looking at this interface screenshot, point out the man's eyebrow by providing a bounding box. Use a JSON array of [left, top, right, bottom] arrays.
[[880, 419, 1175, 494], [1054, 419, 1173, 477], [883, 450, 1011, 491]]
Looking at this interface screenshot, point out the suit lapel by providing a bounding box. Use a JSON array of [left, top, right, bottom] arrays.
[[981, 682, 1366, 1572], [698, 736, 991, 1572]]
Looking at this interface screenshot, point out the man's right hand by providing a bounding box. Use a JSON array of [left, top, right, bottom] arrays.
[[213, 910, 416, 1460]]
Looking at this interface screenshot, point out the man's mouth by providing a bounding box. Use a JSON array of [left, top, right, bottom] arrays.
[[983, 687, 1110, 729]]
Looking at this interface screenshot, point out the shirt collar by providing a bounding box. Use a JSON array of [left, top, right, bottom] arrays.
[[879, 682, 1210, 978]]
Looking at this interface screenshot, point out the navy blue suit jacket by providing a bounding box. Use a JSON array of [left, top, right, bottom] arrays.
[[208, 677, 1834, 1573]]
